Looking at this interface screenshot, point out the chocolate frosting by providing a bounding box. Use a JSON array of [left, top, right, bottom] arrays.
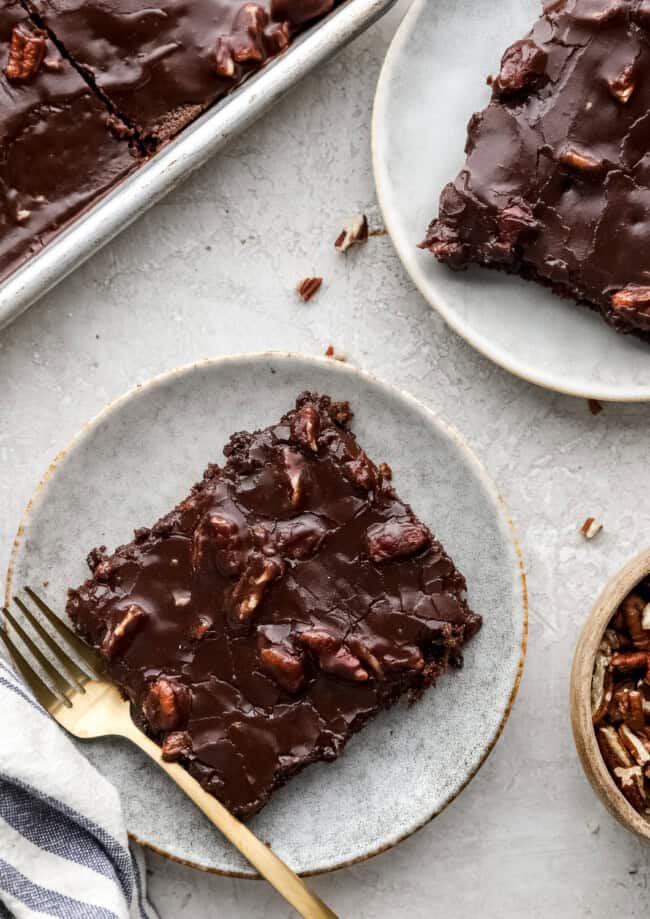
[[67, 393, 481, 817], [422, 0, 650, 338], [0, 0, 137, 280], [0, 0, 338, 279], [26, 0, 338, 142]]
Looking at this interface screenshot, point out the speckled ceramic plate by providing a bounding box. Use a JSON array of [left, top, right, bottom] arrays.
[[6, 353, 526, 877], [373, 0, 650, 401]]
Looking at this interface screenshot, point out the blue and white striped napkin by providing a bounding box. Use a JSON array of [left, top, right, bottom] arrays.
[[0, 658, 159, 919]]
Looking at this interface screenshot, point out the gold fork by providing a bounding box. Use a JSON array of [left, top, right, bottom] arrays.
[[1, 586, 338, 919]]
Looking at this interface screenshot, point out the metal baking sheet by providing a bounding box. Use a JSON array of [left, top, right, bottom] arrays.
[[0, 0, 397, 331]]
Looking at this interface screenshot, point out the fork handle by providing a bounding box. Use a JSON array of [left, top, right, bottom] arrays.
[[123, 723, 339, 918]]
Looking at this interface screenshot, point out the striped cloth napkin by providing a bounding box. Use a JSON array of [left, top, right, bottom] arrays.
[[0, 657, 159, 919]]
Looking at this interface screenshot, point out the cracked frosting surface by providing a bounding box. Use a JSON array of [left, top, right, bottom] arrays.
[[0, 0, 338, 279], [24, 0, 338, 143], [66, 392, 481, 817], [0, 0, 137, 279], [422, 0, 650, 338]]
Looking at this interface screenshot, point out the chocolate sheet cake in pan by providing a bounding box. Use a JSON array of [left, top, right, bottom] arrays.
[[0, 0, 344, 282], [0, 0, 138, 278]]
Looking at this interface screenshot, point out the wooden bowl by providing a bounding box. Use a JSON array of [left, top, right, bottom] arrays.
[[570, 547, 650, 843]]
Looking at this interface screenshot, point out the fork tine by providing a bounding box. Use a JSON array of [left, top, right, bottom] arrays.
[[13, 596, 87, 693], [24, 587, 101, 680], [1, 610, 72, 708], [0, 627, 58, 711]]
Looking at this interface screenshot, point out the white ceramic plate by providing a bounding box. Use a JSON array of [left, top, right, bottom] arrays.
[[6, 353, 526, 876], [373, 0, 650, 401]]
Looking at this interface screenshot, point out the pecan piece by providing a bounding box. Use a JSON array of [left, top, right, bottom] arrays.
[[366, 517, 432, 564], [613, 765, 647, 810], [143, 678, 190, 732], [230, 3, 267, 62], [190, 617, 210, 640], [4, 26, 47, 83], [591, 649, 613, 723], [191, 522, 208, 572], [260, 647, 305, 692], [600, 628, 621, 652], [214, 38, 236, 77], [209, 513, 246, 576], [274, 516, 327, 560], [192, 512, 247, 576], [621, 593, 650, 648], [299, 629, 339, 655], [494, 39, 547, 95], [608, 684, 635, 723], [580, 517, 603, 540], [100, 604, 146, 658], [619, 723, 650, 764], [323, 646, 370, 682], [598, 724, 633, 772], [290, 403, 320, 452], [346, 638, 384, 679], [559, 147, 605, 177], [324, 345, 346, 361], [230, 554, 283, 622], [611, 651, 650, 674], [300, 630, 369, 683], [611, 285, 650, 327], [264, 20, 290, 54], [214, 2, 272, 76], [162, 731, 193, 762], [609, 63, 635, 103], [344, 451, 378, 492], [282, 447, 306, 507]]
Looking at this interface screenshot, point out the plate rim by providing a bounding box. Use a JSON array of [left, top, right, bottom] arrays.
[[371, 0, 650, 403], [5, 351, 528, 878]]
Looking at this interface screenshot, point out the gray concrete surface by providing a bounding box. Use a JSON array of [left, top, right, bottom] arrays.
[[2, 1, 650, 914]]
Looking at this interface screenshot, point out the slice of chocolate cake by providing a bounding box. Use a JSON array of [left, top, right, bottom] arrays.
[[422, 0, 650, 339], [67, 393, 481, 818]]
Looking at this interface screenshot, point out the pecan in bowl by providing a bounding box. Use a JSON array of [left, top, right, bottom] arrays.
[[571, 549, 650, 842]]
